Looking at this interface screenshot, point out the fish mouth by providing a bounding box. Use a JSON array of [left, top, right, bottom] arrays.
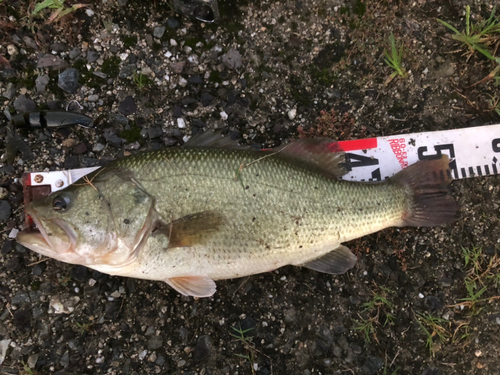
[[17, 206, 81, 263]]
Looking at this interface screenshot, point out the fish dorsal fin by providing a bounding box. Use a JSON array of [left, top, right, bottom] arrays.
[[166, 276, 217, 297], [277, 138, 347, 179], [302, 244, 357, 274], [184, 131, 244, 149], [154, 210, 225, 249]]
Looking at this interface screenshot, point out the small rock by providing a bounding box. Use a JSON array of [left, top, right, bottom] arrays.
[[422, 368, 440, 375], [177, 359, 186, 367], [222, 48, 242, 70], [87, 50, 99, 63], [5, 256, 20, 271], [191, 119, 206, 128], [27, 353, 39, 369], [148, 126, 163, 139], [14, 95, 36, 113], [93, 143, 105, 152], [288, 108, 297, 120], [58, 68, 79, 93], [188, 75, 203, 85], [119, 96, 137, 115], [200, 92, 214, 106], [179, 77, 188, 87], [50, 42, 67, 52], [88, 94, 99, 102], [37, 54, 67, 69], [62, 139, 78, 148], [220, 111, 228, 121], [148, 336, 163, 350], [0, 200, 12, 222], [145, 34, 154, 47], [72, 143, 87, 154], [110, 290, 121, 299], [0, 187, 8, 200], [23, 36, 38, 50], [2, 83, 16, 99], [194, 335, 212, 363], [35, 75, 50, 93], [64, 156, 79, 169], [0, 339, 11, 365], [173, 105, 182, 118], [171, 61, 186, 74], [7, 44, 18, 56], [49, 294, 80, 314], [167, 18, 180, 29], [153, 26, 166, 38], [68, 47, 81, 59], [177, 118, 186, 128]]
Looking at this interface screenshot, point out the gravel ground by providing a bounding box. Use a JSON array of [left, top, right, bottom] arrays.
[[1, 0, 500, 374]]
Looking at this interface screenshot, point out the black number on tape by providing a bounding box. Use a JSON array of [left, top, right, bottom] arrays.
[[344, 153, 379, 171], [417, 144, 455, 160], [493, 138, 500, 152]]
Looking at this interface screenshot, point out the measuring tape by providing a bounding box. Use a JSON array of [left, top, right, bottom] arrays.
[[23, 124, 500, 195], [338, 124, 500, 181]]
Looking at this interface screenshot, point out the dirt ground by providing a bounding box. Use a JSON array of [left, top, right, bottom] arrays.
[[1, 0, 500, 374]]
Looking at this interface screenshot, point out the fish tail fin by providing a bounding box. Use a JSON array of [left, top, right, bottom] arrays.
[[391, 156, 459, 227]]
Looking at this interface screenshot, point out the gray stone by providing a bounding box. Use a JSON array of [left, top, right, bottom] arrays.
[[50, 42, 67, 52], [194, 335, 212, 362], [171, 61, 186, 74], [2, 83, 16, 99], [153, 26, 166, 38], [148, 126, 163, 139], [87, 50, 99, 63], [35, 75, 49, 93], [23, 36, 38, 50], [119, 64, 136, 79], [148, 335, 163, 350], [222, 48, 242, 70], [68, 47, 81, 59], [0, 201, 12, 222], [37, 54, 67, 69], [167, 18, 179, 29], [14, 95, 36, 113], [118, 96, 137, 115], [58, 68, 79, 93]]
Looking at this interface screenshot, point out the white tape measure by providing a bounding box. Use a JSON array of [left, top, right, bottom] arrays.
[[338, 124, 500, 181]]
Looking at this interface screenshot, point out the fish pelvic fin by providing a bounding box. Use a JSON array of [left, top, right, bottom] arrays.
[[301, 245, 357, 274], [392, 156, 459, 227], [166, 276, 216, 297]]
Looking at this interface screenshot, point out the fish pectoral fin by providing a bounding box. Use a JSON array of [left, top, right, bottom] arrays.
[[301, 245, 357, 275], [166, 276, 217, 297], [153, 210, 225, 249]]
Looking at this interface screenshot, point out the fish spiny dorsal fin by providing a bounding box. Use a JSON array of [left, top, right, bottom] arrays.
[[277, 138, 347, 179], [183, 131, 245, 150]]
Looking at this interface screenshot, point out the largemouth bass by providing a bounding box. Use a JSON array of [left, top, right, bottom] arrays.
[[17, 133, 458, 297]]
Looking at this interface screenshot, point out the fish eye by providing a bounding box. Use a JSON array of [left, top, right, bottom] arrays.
[[52, 195, 71, 211]]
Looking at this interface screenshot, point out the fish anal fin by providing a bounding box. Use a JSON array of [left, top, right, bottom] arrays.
[[301, 244, 357, 274], [166, 276, 216, 297], [278, 138, 346, 179], [154, 210, 224, 249]]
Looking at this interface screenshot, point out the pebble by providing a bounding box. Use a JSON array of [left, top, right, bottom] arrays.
[[153, 26, 166, 38], [68, 47, 81, 59], [188, 75, 203, 85], [288, 108, 297, 120], [50, 42, 67, 52], [119, 96, 137, 115], [64, 155, 79, 169], [194, 335, 212, 362], [177, 118, 186, 128], [139, 350, 148, 360], [222, 48, 242, 70], [167, 18, 179, 29], [87, 50, 99, 62], [220, 111, 228, 120], [0, 187, 8, 200], [88, 94, 99, 102], [23, 36, 38, 50], [58, 68, 79, 93], [177, 359, 186, 367], [93, 143, 105, 152], [62, 139, 78, 148], [148, 126, 163, 139], [200, 92, 214, 106], [148, 336, 163, 350], [0, 339, 11, 365], [73, 143, 88, 154], [37, 54, 67, 69], [14, 95, 36, 113], [49, 295, 80, 314], [0, 200, 12, 222], [171, 61, 186, 74], [27, 353, 38, 368], [35, 75, 50, 93], [7, 44, 18, 56], [179, 77, 188, 87], [2, 83, 16, 99]]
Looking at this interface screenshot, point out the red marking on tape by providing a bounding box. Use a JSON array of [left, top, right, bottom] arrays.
[[388, 138, 408, 169], [337, 138, 377, 152]]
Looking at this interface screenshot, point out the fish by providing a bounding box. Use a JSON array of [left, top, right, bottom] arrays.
[[17, 133, 459, 297]]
